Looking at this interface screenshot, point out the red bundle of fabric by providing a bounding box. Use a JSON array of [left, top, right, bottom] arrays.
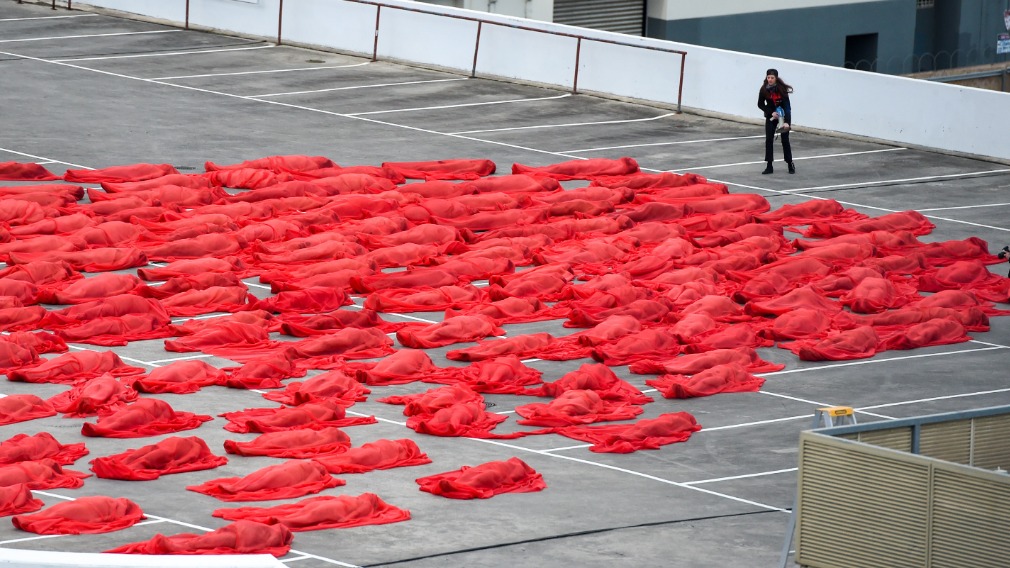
[[785, 326, 881, 361], [186, 460, 342, 502], [64, 163, 179, 183], [312, 439, 431, 474], [451, 355, 544, 394], [7, 350, 145, 384], [212, 493, 410, 531], [516, 389, 643, 427], [416, 457, 545, 499], [445, 332, 554, 361], [396, 315, 505, 349], [224, 427, 351, 458], [646, 363, 766, 399], [382, 158, 496, 180], [0, 432, 88, 466], [81, 398, 213, 438], [630, 347, 785, 375], [512, 157, 639, 181], [205, 168, 293, 189], [163, 321, 270, 353], [0, 394, 56, 425], [132, 360, 226, 394], [7, 247, 148, 273], [47, 374, 139, 417], [554, 412, 702, 453], [0, 483, 43, 516], [219, 356, 306, 390], [12, 496, 145, 535], [363, 284, 486, 313], [878, 317, 970, 351], [159, 285, 258, 317], [220, 400, 377, 434], [262, 369, 371, 406], [406, 401, 540, 439], [137, 256, 247, 281], [90, 436, 227, 481], [529, 363, 653, 405], [380, 384, 484, 416], [253, 287, 350, 314], [0, 340, 41, 372], [348, 348, 455, 386], [106, 520, 293, 556], [0, 162, 60, 181], [0, 459, 90, 489], [205, 154, 335, 173], [40, 273, 146, 305]]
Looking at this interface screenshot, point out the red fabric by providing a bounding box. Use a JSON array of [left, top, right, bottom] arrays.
[[90, 436, 227, 480], [262, 369, 370, 405], [106, 520, 293, 556], [254, 287, 350, 314], [7, 247, 148, 273], [416, 457, 545, 499], [878, 318, 970, 351], [213, 493, 410, 531], [220, 356, 306, 390], [186, 460, 342, 502], [205, 154, 335, 172], [81, 398, 213, 438], [47, 374, 139, 417], [224, 427, 351, 459], [446, 332, 554, 361], [512, 157, 639, 181], [804, 210, 935, 238], [159, 285, 257, 317], [64, 163, 179, 183], [364, 284, 485, 313], [137, 256, 247, 281], [0, 339, 40, 371], [530, 363, 653, 405], [382, 159, 496, 180], [784, 326, 881, 361], [349, 349, 454, 386], [132, 360, 226, 394], [0, 394, 56, 425], [164, 321, 270, 353], [220, 400, 377, 433], [312, 439, 431, 474], [8, 351, 145, 384], [629, 347, 785, 375], [554, 412, 702, 453], [12, 496, 145, 535], [0, 432, 88, 466], [452, 355, 544, 394], [0, 161, 60, 181], [100, 173, 212, 193], [278, 308, 403, 336], [515, 389, 643, 426], [406, 401, 540, 439], [395, 315, 505, 349], [0, 459, 90, 489], [41, 273, 146, 305], [0, 484, 43, 516], [380, 384, 484, 416], [646, 363, 765, 398]]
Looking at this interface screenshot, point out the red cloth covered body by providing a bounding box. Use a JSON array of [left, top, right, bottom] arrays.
[[0, 161, 60, 181], [406, 402, 541, 439], [380, 384, 484, 416], [8, 350, 144, 384], [0, 394, 56, 425], [40, 273, 146, 305], [12, 496, 145, 535], [878, 318, 971, 351], [529, 363, 653, 405], [349, 349, 455, 386], [416, 457, 545, 499], [445, 332, 554, 361], [0, 484, 43, 516], [224, 427, 351, 458], [451, 355, 544, 394], [132, 360, 226, 394], [785, 326, 881, 361], [364, 284, 485, 312], [0, 459, 89, 489], [206, 154, 335, 172], [64, 163, 178, 183], [0, 340, 41, 372], [554, 412, 702, 453], [0, 432, 88, 466], [107, 520, 293, 556], [186, 460, 342, 502], [646, 363, 765, 398], [515, 389, 643, 426], [90, 436, 227, 480], [262, 369, 370, 406], [81, 398, 213, 438], [213, 493, 410, 531], [382, 158, 496, 180], [395, 315, 505, 349], [137, 256, 247, 281], [512, 157, 639, 180], [312, 439, 431, 474], [47, 374, 139, 417], [220, 400, 377, 433], [629, 348, 785, 375], [254, 287, 350, 314]]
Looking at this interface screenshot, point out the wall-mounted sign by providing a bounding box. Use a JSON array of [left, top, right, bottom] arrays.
[[998, 33, 1010, 55], [1005, 9, 1010, 31]]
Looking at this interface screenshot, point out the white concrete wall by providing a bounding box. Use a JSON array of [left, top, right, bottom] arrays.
[[75, 0, 1010, 161], [77, 0, 186, 22], [648, 0, 892, 20]]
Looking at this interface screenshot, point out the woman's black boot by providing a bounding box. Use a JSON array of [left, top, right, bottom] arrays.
[[787, 162, 795, 174], [761, 162, 773, 174]]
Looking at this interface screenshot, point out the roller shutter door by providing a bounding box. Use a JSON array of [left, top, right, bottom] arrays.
[[552, 0, 645, 36]]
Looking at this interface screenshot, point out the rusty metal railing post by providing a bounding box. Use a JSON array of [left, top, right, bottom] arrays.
[[571, 37, 581, 94], [51, 0, 56, 10], [677, 53, 685, 113], [185, 0, 190, 30], [277, 0, 284, 45], [372, 5, 381, 61], [471, 21, 482, 78]]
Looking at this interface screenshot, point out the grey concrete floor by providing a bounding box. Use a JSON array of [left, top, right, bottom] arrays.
[[0, 2, 1009, 567]]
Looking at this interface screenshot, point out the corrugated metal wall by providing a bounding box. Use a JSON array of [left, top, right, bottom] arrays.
[[552, 0, 645, 36]]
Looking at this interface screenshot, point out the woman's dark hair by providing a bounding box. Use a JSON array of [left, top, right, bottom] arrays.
[[761, 75, 794, 95]]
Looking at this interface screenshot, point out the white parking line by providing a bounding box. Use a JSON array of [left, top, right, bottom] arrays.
[[0, 29, 181, 43], [450, 111, 677, 135], [345, 93, 572, 116], [55, 44, 273, 62], [0, 145, 90, 169], [682, 468, 798, 486], [759, 390, 895, 421], [152, 60, 371, 80], [782, 168, 1010, 192], [559, 134, 763, 154], [251, 77, 468, 98], [666, 147, 907, 172], [917, 201, 1010, 212], [0, 14, 99, 22], [759, 345, 1008, 378], [858, 387, 1010, 411]]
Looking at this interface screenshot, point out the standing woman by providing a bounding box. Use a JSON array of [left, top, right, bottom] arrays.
[[757, 68, 794, 174]]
